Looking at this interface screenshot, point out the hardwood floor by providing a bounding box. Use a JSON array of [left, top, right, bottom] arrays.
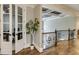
[[15, 39, 79, 55]]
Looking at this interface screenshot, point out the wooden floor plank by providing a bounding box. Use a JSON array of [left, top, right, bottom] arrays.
[[15, 40, 79, 55]]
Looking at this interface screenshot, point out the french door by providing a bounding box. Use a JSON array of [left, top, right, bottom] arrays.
[[1, 4, 12, 54], [15, 5, 24, 53]]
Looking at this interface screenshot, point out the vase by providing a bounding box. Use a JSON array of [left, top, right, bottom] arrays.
[[30, 45, 34, 50]]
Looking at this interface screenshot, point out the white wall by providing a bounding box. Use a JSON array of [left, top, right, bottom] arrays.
[[34, 5, 43, 52], [24, 5, 43, 52], [3, 15, 15, 32], [26, 6, 34, 47], [43, 16, 76, 32], [42, 15, 76, 49]]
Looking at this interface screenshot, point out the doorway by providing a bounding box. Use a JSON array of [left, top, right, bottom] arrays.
[[0, 4, 24, 55]]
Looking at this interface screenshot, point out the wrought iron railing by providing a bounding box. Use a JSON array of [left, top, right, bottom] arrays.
[[42, 32, 55, 49], [42, 29, 75, 49]]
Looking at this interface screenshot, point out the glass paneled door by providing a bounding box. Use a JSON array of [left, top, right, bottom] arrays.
[[15, 6, 24, 53], [1, 4, 12, 54]]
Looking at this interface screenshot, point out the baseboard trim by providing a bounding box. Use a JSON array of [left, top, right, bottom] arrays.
[[33, 44, 43, 53], [15, 48, 25, 54]]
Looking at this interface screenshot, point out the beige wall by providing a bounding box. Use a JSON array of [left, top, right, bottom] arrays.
[[26, 6, 34, 47], [33, 5, 43, 52]]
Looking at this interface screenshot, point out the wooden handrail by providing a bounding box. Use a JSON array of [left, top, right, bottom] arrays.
[[42, 32, 55, 34], [57, 29, 75, 32], [55, 29, 57, 46], [42, 29, 75, 34]]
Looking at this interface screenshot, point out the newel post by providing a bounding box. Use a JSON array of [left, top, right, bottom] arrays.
[[68, 28, 70, 41], [55, 29, 57, 47]]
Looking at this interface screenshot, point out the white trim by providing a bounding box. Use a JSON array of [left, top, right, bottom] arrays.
[[34, 44, 43, 53], [23, 6, 27, 48], [1, 4, 3, 44], [15, 5, 18, 53], [9, 4, 12, 54]]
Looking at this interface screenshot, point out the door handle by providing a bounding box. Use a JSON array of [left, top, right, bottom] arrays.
[[9, 34, 12, 36]]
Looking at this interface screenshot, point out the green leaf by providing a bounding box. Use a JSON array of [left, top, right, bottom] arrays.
[[26, 18, 39, 34]]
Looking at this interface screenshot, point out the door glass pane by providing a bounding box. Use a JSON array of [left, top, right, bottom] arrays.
[[12, 5, 15, 32], [12, 5, 15, 15], [17, 7, 23, 40], [3, 14, 9, 23], [18, 16, 22, 23], [17, 32, 23, 40], [12, 5, 15, 43], [3, 33, 9, 41], [3, 4, 10, 42], [18, 24, 22, 32], [3, 24, 9, 32], [3, 4, 9, 13], [18, 7, 22, 15]]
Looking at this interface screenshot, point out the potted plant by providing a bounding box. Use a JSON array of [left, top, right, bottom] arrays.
[[26, 18, 39, 50]]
